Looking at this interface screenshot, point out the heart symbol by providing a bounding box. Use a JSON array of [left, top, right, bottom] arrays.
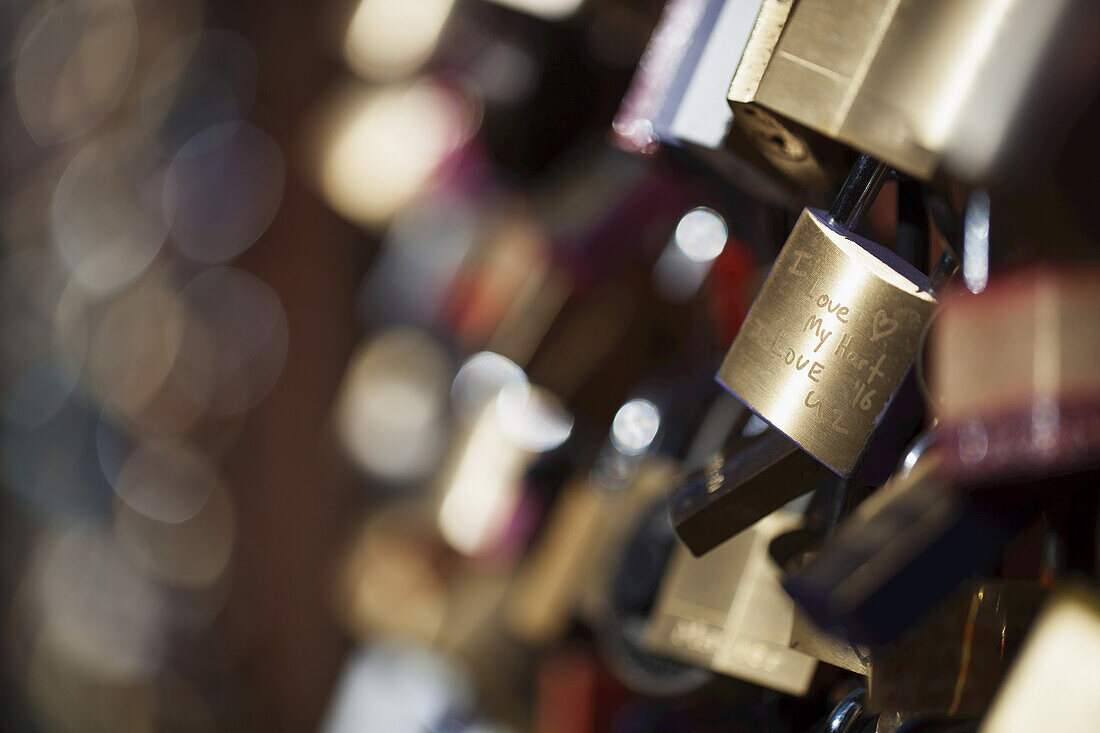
[[870, 309, 898, 342]]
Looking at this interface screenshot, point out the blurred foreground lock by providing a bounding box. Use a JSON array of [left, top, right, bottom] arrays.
[[932, 267, 1100, 489], [783, 442, 1040, 646], [980, 587, 1100, 733]]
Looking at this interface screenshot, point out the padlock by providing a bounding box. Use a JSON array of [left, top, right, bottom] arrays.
[[867, 579, 1047, 718], [504, 402, 675, 644], [782, 440, 1042, 646], [717, 154, 938, 479], [728, 0, 1088, 182], [645, 509, 819, 695], [767, 524, 873, 675], [581, 387, 777, 696], [980, 586, 1100, 733], [670, 156, 945, 556], [932, 267, 1100, 489], [612, 0, 843, 199]]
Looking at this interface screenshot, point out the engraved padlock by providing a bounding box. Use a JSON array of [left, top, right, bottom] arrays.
[[671, 156, 945, 556], [718, 155, 937, 478], [645, 509, 818, 695]]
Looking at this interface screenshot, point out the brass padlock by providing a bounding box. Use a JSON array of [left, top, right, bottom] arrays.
[[505, 458, 676, 645], [730, 0, 1083, 181], [718, 157, 937, 478], [671, 156, 945, 556], [645, 509, 818, 695]]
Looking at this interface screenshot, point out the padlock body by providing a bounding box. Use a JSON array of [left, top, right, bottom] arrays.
[[718, 208, 935, 476], [646, 510, 817, 695]]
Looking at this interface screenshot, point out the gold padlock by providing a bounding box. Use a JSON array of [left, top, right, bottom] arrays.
[[645, 509, 818, 695], [731, 0, 1079, 180], [718, 206, 936, 476]]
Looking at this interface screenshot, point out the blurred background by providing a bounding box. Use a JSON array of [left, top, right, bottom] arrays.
[[1, 0, 1098, 731]]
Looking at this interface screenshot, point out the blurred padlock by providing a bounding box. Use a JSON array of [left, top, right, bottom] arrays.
[[980, 586, 1100, 733], [595, 493, 716, 697], [932, 267, 1100, 489], [787, 609, 869, 677], [645, 509, 819, 695], [867, 579, 1047, 718], [504, 397, 675, 644], [783, 439, 1041, 646], [730, 0, 1089, 182]]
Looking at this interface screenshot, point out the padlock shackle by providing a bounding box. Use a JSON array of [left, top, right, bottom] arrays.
[[827, 154, 890, 232]]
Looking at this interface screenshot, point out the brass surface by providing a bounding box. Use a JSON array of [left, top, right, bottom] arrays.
[[728, 0, 797, 104], [646, 510, 817, 696], [736, 0, 1062, 179], [718, 209, 935, 476], [731, 105, 834, 191], [722, 0, 837, 191]]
